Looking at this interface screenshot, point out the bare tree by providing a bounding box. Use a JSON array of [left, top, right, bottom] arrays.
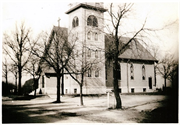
[[105, 3, 169, 109], [9, 64, 18, 94], [3, 22, 33, 95], [24, 55, 40, 96], [2, 58, 10, 95], [33, 27, 75, 103], [147, 44, 160, 86], [65, 45, 103, 105], [157, 54, 178, 92]]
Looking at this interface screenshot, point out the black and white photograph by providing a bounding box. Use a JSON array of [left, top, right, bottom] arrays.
[[1, 0, 179, 123]]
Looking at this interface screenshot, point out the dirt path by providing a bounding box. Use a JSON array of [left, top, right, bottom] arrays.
[[2, 94, 176, 123]]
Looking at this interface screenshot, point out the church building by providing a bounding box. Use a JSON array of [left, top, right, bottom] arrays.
[[37, 2, 158, 96]]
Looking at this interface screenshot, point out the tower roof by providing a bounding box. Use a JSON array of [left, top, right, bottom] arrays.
[[65, 3, 107, 14]]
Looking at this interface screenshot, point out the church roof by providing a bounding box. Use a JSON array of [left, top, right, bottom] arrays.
[[118, 37, 157, 62], [105, 35, 158, 62], [37, 26, 68, 73], [65, 3, 107, 14]]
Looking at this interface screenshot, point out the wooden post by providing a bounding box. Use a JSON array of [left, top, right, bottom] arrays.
[[107, 92, 110, 108]]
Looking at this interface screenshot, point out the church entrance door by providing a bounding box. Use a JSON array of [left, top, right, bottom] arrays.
[[148, 77, 152, 89]]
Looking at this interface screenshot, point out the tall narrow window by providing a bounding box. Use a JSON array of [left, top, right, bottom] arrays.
[[95, 50, 98, 58], [87, 15, 98, 27], [76, 50, 78, 57], [142, 65, 146, 80], [87, 48, 91, 57], [88, 68, 92, 77], [130, 63, 134, 80], [76, 32, 79, 40], [76, 18, 79, 27], [66, 89, 68, 94], [95, 32, 98, 41], [95, 68, 99, 77], [113, 63, 121, 80], [72, 16, 79, 28], [105, 65, 107, 80], [87, 31, 91, 40], [42, 75, 44, 88]]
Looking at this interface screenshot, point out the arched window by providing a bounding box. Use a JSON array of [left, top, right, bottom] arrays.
[[130, 63, 134, 80], [113, 63, 121, 80], [95, 32, 98, 40], [72, 16, 79, 28], [87, 15, 98, 27], [95, 68, 99, 77], [76, 32, 78, 40], [142, 65, 146, 80], [87, 48, 91, 57], [88, 68, 92, 77], [87, 31, 91, 40], [76, 50, 78, 57]]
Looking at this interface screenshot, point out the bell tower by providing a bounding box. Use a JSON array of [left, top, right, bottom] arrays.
[[66, 2, 107, 94]]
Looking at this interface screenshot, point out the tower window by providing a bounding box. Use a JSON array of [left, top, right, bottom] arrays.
[[72, 16, 79, 28], [76, 32, 79, 40], [95, 32, 98, 40], [87, 31, 91, 40], [87, 15, 98, 27], [76, 50, 79, 57], [95, 50, 98, 58], [88, 68, 92, 77], [87, 48, 91, 57], [95, 68, 99, 77]]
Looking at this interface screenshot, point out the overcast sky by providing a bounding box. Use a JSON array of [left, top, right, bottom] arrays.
[[1, 0, 179, 83], [2, 1, 179, 58]]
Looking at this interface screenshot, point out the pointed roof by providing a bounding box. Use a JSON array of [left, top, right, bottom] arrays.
[[105, 35, 158, 62], [119, 38, 158, 62], [37, 26, 68, 73]]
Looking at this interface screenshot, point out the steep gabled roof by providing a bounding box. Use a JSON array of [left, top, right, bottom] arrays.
[[105, 35, 158, 62], [37, 26, 68, 73], [119, 38, 157, 62]]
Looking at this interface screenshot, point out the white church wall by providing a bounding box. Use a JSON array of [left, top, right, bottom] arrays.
[[45, 77, 57, 95]]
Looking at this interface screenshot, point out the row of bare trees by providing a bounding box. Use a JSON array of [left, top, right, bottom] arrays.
[[2, 3, 178, 109]]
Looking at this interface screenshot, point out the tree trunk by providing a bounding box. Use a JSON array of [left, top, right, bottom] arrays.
[[33, 78, 36, 97], [154, 66, 156, 86], [80, 74, 84, 105], [80, 84, 83, 105], [5, 72, 9, 95], [113, 60, 122, 109], [61, 69, 64, 95], [18, 67, 22, 95], [164, 77, 167, 93], [15, 75, 17, 95], [56, 75, 61, 103]]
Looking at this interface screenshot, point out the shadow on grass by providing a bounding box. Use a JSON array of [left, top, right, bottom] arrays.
[[9, 95, 46, 100]]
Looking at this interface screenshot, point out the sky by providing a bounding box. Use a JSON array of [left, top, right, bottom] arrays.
[[1, 0, 179, 83]]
